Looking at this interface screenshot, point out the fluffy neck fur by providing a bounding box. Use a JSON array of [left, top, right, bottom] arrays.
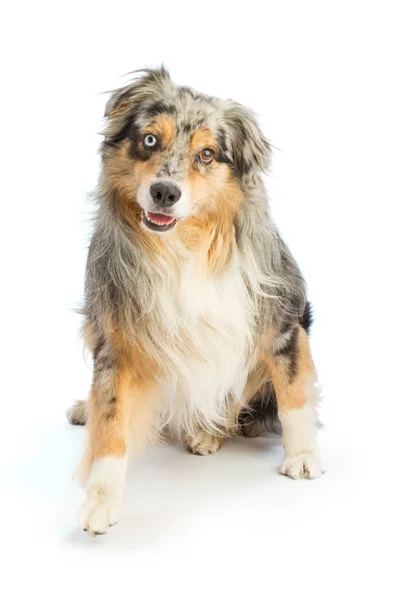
[[84, 178, 307, 370]]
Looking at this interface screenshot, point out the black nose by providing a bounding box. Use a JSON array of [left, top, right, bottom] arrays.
[[150, 181, 182, 207]]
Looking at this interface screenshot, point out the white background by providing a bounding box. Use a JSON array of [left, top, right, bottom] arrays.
[[1, 1, 399, 598]]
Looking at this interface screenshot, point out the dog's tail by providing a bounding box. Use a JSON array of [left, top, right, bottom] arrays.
[[238, 381, 282, 437]]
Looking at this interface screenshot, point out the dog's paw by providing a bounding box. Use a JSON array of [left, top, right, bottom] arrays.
[[79, 488, 121, 536], [184, 432, 223, 455], [67, 400, 87, 426], [280, 452, 323, 480]]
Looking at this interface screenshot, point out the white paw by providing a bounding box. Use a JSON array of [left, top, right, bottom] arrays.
[[184, 432, 223, 455], [280, 452, 323, 480], [79, 487, 121, 535], [79, 456, 127, 536]]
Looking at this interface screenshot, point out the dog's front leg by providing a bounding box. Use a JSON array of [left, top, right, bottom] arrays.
[[78, 357, 129, 535], [78, 346, 154, 535], [266, 325, 323, 479]]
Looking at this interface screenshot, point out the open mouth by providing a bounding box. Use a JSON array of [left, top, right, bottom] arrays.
[[142, 211, 177, 232]]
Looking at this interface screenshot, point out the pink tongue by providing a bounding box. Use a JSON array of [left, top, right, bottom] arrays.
[[147, 211, 175, 225]]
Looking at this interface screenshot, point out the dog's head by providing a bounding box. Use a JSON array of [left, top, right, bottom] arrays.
[[101, 67, 270, 234]]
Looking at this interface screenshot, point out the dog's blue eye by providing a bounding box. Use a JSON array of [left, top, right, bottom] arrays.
[[144, 134, 157, 148]]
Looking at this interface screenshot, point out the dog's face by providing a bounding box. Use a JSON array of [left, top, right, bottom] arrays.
[[102, 68, 270, 234]]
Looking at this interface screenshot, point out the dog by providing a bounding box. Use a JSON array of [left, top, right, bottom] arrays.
[[68, 67, 322, 535]]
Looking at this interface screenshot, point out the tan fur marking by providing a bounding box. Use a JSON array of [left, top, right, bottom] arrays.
[[149, 114, 175, 147], [265, 326, 316, 410], [189, 128, 217, 155], [179, 170, 244, 274], [81, 365, 158, 481], [88, 383, 126, 460]]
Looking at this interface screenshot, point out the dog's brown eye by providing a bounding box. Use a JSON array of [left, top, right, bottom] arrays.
[[199, 148, 215, 163]]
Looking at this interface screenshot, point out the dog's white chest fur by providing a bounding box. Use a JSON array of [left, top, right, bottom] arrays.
[[158, 249, 254, 436]]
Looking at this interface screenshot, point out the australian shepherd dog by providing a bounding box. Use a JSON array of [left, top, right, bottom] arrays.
[[68, 67, 322, 535]]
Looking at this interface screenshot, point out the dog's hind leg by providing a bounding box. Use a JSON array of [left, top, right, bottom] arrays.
[[67, 400, 87, 426]]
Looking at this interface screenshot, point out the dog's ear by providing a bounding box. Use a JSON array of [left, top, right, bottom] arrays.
[[223, 102, 270, 185], [102, 67, 172, 147]]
